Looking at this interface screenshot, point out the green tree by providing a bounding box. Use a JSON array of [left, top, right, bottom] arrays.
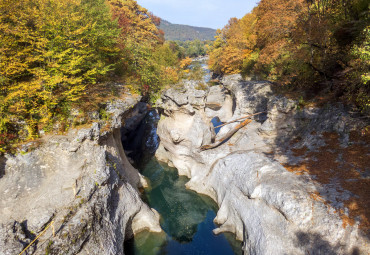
[[107, 0, 180, 98]]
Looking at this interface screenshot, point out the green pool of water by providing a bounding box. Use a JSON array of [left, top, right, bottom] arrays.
[[125, 159, 242, 255]]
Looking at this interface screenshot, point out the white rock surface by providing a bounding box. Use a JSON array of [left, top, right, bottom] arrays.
[[0, 98, 162, 255], [155, 76, 369, 255]]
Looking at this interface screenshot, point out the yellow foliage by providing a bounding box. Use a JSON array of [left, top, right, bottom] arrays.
[[0, 0, 119, 148], [107, 0, 180, 99], [208, 11, 257, 75], [180, 57, 193, 69], [0, 0, 182, 152]]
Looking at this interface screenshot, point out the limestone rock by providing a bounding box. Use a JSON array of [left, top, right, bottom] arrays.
[[0, 97, 162, 255], [205, 85, 226, 110], [156, 76, 369, 255]]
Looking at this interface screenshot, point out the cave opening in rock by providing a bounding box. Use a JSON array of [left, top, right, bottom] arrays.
[[121, 106, 160, 168]]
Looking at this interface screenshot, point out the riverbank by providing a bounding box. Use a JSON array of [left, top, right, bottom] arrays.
[[155, 74, 369, 254], [0, 96, 162, 254]]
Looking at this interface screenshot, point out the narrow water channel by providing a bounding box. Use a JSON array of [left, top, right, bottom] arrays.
[[125, 159, 242, 255], [124, 59, 241, 254]]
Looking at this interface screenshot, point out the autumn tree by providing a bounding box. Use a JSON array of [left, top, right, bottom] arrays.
[[209, 12, 257, 75], [0, 0, 119, 147], [107, 0, 179, 97], [208, 0, 369, 110], [0, 0, 182, 152]]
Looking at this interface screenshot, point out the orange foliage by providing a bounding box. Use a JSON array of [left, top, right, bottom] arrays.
[[179, 57, 193, 69], [208, 0, 369, 110], [208, 11, 257, 74]]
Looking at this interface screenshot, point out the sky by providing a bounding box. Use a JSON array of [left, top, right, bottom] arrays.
[[136, 0, 258, 30]]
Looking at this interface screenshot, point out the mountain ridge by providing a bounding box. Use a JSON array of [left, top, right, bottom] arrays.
[[159, 19, 216, 41]]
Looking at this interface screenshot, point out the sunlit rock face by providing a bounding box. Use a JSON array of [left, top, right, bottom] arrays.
[[0, 98, 162, 255], [155, 75, 369, 255]]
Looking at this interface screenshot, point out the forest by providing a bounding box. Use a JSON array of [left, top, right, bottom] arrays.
[[169, 40, 211, 58], [208, 0, 369, 111], [0, 0, 185, 152]]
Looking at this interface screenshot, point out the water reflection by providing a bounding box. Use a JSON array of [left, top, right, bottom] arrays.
[[144, 160, 214, 242], [211, 117, 223, 134], [126, 159, 242, 255]]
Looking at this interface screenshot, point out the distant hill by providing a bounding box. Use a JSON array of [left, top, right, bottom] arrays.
[[159, 19, 216, 41]]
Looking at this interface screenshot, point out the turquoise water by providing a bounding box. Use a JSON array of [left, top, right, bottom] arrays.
[[126, 159, 242, 255]]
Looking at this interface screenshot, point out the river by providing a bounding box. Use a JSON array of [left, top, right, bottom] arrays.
[[125, 158, 242, 255], [124, 59, 242, 253]]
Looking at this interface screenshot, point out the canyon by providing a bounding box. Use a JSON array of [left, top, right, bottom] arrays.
[[154, 75, 369, 254], [0, 72, 369, 254]]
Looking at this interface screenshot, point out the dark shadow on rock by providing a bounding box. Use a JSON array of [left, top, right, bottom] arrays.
[[238, 81, 271, 124], [122, 109, 160, 168], [267, 97, 370, 240], [13, 220, 38, 252], [242, 81, 271, 114], [0, 156, 5, 179], [294, 231, 360, 255], [108, 171, 124, 223], [123, 235, 135, 255], [124, 217, 134, 246], [105, 150, 129, 254]]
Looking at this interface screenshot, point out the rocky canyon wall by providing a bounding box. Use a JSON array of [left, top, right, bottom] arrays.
[[0, 97, 162, 255], [155, 76, 369, 255]]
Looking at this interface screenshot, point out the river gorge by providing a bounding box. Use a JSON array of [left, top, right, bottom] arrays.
[[0, 60, 369, 255]]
